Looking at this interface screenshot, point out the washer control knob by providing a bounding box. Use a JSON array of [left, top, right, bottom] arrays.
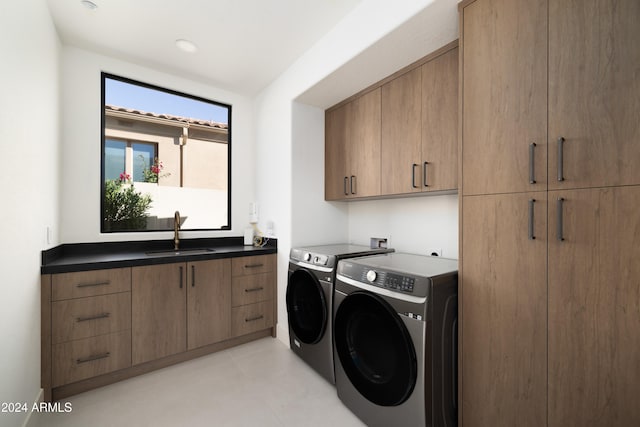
[[303, 253, 312, 262], [366, 270, 377, 283]]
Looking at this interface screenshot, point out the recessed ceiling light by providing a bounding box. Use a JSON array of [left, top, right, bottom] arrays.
[[80, 0, 98, 10], [175, 39, 198, 53]]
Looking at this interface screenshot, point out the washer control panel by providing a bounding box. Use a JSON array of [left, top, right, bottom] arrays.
[[359, 269, 416, 294], [298, 251, 329, 266]]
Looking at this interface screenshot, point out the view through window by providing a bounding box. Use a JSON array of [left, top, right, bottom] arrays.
[[101, 73, 231, 232]]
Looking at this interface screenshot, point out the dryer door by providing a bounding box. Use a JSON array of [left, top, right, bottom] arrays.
[[334, 291, 417, 406], [286, 269, 327, 344]]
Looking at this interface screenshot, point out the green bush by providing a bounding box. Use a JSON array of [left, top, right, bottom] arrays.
[[103, 178, 152, 231]]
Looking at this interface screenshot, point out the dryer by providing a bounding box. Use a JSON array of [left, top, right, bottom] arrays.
[[286, 244, 393, 384], [333, 253, 458, 426]]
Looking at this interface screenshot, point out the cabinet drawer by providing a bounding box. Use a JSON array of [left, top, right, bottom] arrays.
[[231, 301, 274, 337], [52, 292, 131, 344], [52, 268, 131, 301], [231, 255, 275, 276], [232, 272, 274, 307], [52, 330, 131, 387]]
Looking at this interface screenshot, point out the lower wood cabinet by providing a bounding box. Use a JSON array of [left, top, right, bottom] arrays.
[[42, 253, 276, 401], [230, 254, 277, 338], [461, 187, 640, 425]]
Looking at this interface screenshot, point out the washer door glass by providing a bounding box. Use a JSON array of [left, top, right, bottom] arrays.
[[334, 291, 417, 406], [286, 269, 327, 344]]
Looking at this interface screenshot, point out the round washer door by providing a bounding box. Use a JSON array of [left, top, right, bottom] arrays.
[[286, 269, 327, 344], [334, 291, 417, 406]]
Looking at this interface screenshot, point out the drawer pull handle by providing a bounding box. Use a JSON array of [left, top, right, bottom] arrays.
[[76, 352, 111, 364], [423, 161, 429, 187], [411, 163, 419, 188], [557, 137, 565, 182], [245, 315, 264, 322], [76, 281, 110, 288], [244, 263, 264, 269], [76, 312, 110, 322], [528, 199, 536, 240], [245, 287, 264, 293], [529, 142, 537, 184], [557, 197, 565, 241]]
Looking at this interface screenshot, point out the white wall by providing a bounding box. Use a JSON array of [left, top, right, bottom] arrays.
[[291, 102, 349, 248], [348, 195, 458, 258], [0, 1, 60, 426], [59, 47, 256, 243], [255, 0, 459, 342]]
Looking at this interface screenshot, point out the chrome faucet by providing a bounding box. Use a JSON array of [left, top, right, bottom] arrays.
[[174, 210, 181, 250]]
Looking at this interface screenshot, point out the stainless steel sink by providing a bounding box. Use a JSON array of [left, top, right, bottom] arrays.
[[145, 248, 216, 256]]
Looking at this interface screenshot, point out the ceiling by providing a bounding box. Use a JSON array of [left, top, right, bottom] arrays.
[[46, 0, 363, 96]]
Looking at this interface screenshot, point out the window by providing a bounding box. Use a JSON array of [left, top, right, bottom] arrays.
[[101, 73, 231, 232], [104, 139, 158, 183]]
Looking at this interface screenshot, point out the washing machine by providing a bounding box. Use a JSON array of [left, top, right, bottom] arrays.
[[286, 244, 393, 384], [333, 253, 458, 427]]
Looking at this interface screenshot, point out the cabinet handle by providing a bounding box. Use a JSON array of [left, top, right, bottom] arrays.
[[344, 177, 348, 196], [557, 137, 565, 182], [528, 199, 536, 240], [529, 143, 537, 184], [412, 164, 419, 188], [244, 263, 264, 269], [423, 161, 429, 187], [191, 265, 195, 287], [179, 266, 183, 288], [245, 287, 264, 293], [76, 281, 110, 288], [557, 198, 565, 241], [77, 352, 110, 364], [76, 312, 110, 323], [245, 315, 264, 322], [350, 175, 356, 194]]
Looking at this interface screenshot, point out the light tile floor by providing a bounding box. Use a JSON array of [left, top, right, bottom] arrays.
[[32, 337, 364, 427]]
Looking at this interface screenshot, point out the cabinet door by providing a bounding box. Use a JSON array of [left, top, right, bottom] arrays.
[[548, 186, 640, 426], [461, 0, 547, 195], [381, 69, 422, 195], [422, 47, 458, 192], [548, 0, 640, 190], [461, 192, 547, 425], [350, 88, 381, 198], [132, 263, 186, 365], [325, 103, 351, 200], [187, 259, 231, 350]]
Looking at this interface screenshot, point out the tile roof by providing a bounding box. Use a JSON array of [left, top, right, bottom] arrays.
[[105, 104, 228, 130]]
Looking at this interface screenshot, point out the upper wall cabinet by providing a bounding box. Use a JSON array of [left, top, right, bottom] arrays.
[[380, 46, 458, 195], [325, 41, 458, 201], [461, 0, 547, 196], [548, 0, 640, 190], [325, 89, 382, 200]]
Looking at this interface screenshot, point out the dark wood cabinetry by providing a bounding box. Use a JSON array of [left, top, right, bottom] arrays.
[[326, 41, 458, 201], [459, 0, 640, 425], [42, 252, 276, 401]]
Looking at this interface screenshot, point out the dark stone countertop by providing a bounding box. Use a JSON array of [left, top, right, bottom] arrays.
[[41, 237, 277, 274]]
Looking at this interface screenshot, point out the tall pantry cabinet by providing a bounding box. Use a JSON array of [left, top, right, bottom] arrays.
[[459, 0, 640, 426]]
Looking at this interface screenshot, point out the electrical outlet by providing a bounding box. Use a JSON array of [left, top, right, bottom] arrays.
[[427, 248, 442, 257]]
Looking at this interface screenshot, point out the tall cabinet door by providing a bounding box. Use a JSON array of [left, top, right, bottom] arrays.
[[350, 88, 381, 198], [548, 186, 640, 426], [187, 259, 231, 350], [461, 192, 547, 426], [548, 0, 640, 190], [381, 69, 422, 195], [422, 46, 458, 192], [132, 263, 187, 365], [461, 0, 547, 195], [325, 103, 351, 200]]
